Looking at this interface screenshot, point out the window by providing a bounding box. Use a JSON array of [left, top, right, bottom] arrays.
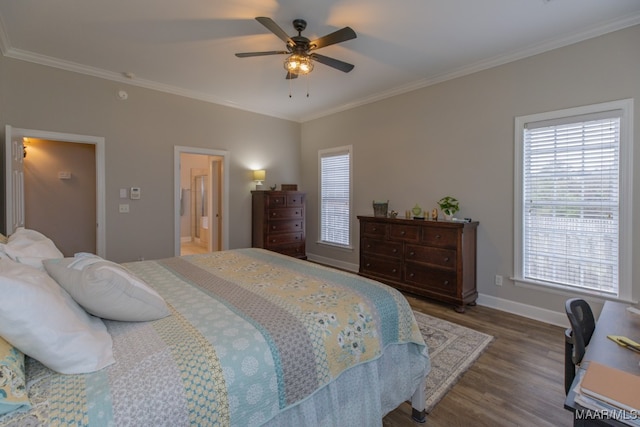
[[514, 99, 633, 300], [319, 146, 352, 248]]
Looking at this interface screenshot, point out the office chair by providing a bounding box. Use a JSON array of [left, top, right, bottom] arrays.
[[564, 298, 596, 394]]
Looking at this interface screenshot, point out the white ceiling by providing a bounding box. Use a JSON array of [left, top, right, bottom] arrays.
[[1, 0, 639, 122]]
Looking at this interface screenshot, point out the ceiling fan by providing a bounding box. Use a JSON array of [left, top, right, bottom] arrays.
[[235, 17, 356, 79]]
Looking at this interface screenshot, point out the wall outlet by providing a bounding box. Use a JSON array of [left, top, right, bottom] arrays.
[[119, 204, 129, 213], [495, 275, 503, 286]]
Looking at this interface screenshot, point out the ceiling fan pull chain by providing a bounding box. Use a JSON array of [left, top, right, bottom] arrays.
[[306, 74, 310, 98], [289, 77, 293, 98]]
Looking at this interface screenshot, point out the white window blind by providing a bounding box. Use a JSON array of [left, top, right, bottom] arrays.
[[522, 111, 621, 294], [320, 147, 351, 247]]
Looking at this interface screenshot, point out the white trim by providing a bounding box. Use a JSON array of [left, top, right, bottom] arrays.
[[306, 252, 359, 273], [476, 294, 569, 328], [2, 13, 638, 123], [5, 126, 106, 257], [173, 146, 229, 257], [514, 98, 634, 300], [513, 277, 636, 305]]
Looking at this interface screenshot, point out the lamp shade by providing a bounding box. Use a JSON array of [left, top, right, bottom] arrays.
[[253, 169, 266, 183]]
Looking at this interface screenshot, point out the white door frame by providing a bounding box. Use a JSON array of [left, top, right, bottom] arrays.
[[174, 146, 229, 256], [5, 125, 106, 257]]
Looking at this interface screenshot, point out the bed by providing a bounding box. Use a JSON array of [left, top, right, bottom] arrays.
[[0, 238, 430, 426]]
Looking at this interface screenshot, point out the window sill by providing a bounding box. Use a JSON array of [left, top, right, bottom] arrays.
[[512, 277, 636, 305]]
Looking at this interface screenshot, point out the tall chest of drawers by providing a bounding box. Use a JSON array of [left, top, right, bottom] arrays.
[[252, 191, 306, 259], [358, 215, 478, 312]]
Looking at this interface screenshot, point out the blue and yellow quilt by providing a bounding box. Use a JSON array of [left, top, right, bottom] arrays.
[[1, 248, 429, 426]]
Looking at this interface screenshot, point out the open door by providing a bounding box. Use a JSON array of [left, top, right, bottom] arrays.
[[174, 146, 229, 256], [4, 125, 25, 234], [4, 125, 106, 256]]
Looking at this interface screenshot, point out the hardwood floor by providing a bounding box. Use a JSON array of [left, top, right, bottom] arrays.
[[383, 294, 574, 427]]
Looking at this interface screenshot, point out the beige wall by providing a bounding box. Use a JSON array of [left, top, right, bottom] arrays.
[[0, 54, 302, 262], [23, 138, 96, 256], [301, 25, 640, 319], [1, 25, 638, 320]]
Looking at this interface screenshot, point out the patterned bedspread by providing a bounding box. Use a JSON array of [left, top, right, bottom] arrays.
[[1, 248, 429, 426]]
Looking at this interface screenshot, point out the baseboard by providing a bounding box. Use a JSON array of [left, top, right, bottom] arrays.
[[180, 236, 192, 243], [306, 253, 359, 273], [306, 251, 568, 328], [476, 294, 568, 328]]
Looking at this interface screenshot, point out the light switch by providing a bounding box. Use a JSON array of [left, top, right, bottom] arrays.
[[58, 171, 71, 180], [130, 187, 141, 200], [119, 188, 127, 198]]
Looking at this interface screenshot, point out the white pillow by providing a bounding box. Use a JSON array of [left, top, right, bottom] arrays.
[[0, 259, 114, 374], [44, 254, 170, 322], [3, 227, 63, 269]]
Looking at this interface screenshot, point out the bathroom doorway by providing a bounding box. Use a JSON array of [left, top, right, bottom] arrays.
[[175, 146, 228, 256]]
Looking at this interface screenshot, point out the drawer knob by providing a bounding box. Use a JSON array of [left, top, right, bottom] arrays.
[[409, 273, 414, 278], [391, 269, 397, 273], [372, 227, 377, 231], [443, 280, 449, 285], [400, 230, 406, 235], [272, 226, 276, 230], [444, 257, 449, 262], [366, 263, 371, 267], [409, 251, 415, 256], [392, 248, 397, 253], [367, 244, 371, 248], [436, 234, 441, 239], [272, 212, 277, 216]]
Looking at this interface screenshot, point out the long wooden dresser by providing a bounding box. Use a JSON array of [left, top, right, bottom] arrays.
[[358, 215, 478, 312], [252, 190, 306, 259]]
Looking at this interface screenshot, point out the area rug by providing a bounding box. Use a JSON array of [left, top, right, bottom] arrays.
[[413, 310, 494, 412]]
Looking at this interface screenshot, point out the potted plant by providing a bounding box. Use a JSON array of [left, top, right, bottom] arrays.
[[437, 196, 459, 220]]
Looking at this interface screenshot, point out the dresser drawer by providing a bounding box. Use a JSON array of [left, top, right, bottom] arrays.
[[421, 227, 458, 248], [266, 232, 303, 246], [361, 237, 402, 259], [389, 224, 420, 242], [268, 220, 303, 233], [268, 208, 303, 219], [405, 264, 457, 296], [361, 255, 402, 281], [405, 244, 456, 270], [362, 222, 387, 237], [273, 243, 306, 258], [267, 195, 287, 207], [286, 194, 304, 207]]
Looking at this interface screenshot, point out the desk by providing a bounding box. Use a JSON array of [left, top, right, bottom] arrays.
[[565, 301, 640, 426]]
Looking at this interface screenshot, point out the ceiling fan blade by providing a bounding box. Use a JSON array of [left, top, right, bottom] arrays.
[[255, 17, 294, 47], [235, 51, 288, 58], [285, 72, 299, 80], [309, 27, 356, 50], [311, 53, 355, 73]]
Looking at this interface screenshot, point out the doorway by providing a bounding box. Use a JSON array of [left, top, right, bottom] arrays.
[[174, 146, 229, 256], [24, 139, 96, 256], [4, 126, 106, 257]]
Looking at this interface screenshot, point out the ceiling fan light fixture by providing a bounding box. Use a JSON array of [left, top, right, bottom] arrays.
[[284, 53, 313, 75]]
